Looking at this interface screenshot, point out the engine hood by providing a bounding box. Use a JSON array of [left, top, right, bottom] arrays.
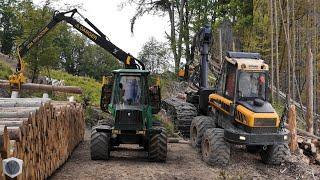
[[237, 100, 275, 113]]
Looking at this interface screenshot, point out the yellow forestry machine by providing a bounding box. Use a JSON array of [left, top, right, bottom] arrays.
[[164, 25, 290, 166]]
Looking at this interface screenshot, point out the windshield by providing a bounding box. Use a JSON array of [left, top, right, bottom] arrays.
[[238, 72, 266, 100], [116, 76, 142, 105]]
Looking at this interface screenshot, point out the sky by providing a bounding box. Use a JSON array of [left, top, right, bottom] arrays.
[[33, 0, 170, 57]]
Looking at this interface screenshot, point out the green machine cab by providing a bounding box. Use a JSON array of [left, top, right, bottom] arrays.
[[94, 69, 167, 162]]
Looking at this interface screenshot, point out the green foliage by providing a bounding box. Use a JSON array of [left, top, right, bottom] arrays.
[[138, 37, 172, 74], [16, 1, 66, 80], [0, 0, 122, 82], [44, 70, 101, 106], [272, 101, 285, 117], [78, 45, 121, 79], [0, 0, 22, 55], [84, 106, 95, 126], [0, 60, 12, 79]]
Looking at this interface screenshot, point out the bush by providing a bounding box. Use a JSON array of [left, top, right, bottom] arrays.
[[154, 113, 177, 137], [0, 60, 13, 79]]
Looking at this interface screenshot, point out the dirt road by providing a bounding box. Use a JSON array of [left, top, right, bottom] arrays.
[[49, 129, 320, 180]]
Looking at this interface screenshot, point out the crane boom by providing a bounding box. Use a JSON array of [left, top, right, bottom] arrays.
[[181, 25, 212, 89], [10, 9, 145, 90], [17, 9, 144, 69]]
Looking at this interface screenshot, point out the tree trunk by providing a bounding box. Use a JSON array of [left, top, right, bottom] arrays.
[[177, 0, 185, 71], [288, 105, 298, 152], [274, 0, 280, 103], [270, 0, 274, 102], [167, 3, 179, 73], [306, 48, 314, 134], [286, 0, 291, 104], [292, 0, 296, 102]]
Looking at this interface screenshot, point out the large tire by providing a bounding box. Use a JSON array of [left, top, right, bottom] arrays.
[[260, 143, 290, 165], [201, 128, 230, 166], [148, 127, 167, 162], [90, 129, 111, 160], [190, 116, 215, 149]]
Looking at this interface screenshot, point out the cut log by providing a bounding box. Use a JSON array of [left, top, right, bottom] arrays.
[[0, 101, 48, 107], [0, 121, 25, 127], [0, 81, 82, 94], [7, 127, 22, 142], [0, 110, 35, 118], [288, 105, 298, 152], [0, 118, 28, 122], [0, 125, 9, 158]]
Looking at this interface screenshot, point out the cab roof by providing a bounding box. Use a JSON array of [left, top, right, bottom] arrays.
[[225, 51, 269, 71], [112, 69, 150, 75]]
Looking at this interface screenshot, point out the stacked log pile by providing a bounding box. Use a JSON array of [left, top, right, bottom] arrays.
[[0, 98, 84, 179]]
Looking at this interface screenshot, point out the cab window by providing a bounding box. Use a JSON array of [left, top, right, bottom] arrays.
[[224, 64, 236, 99]]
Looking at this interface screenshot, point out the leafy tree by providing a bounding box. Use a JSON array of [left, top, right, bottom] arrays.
[[0, 0, 22, 54], [78, 44, 121, 79], [16, 1, 65, 81], [138, 37, 172, 74]]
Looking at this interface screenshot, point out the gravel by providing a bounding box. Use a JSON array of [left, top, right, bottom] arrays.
[[49, 129, 320, 180]]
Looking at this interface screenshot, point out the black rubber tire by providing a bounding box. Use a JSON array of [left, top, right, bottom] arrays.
[[190, 116, 215, 149], [148, 127, 167, 162], [90, 129, 111, 160], [201, 128, 230, 166], [260, 143, 290, 165], [246, 145, 262, 154]]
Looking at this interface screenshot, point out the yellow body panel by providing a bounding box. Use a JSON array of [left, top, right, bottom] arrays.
[[209, 94, 232, 105], [208, 93, 232, 115], [209, 93, 279, 128], [236, 105, 279, 127]]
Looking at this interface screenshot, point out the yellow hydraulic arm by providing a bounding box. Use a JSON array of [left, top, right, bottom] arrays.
[[9, 9, 145, 90]]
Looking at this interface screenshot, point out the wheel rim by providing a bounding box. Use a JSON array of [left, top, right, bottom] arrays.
[[191, 127, 197, 143], [203, 139, 209, 158]]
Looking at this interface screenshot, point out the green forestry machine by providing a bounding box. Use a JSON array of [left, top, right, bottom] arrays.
[[13, 9, 167, 162], [164, 25, 290, 166]]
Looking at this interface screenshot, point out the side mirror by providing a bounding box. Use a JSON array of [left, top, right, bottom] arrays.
[[100, 76, 113, 113], [149, 85, 161, 114]]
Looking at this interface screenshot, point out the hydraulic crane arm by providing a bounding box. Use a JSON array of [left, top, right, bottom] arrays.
[[182, 25, 212, 89], [17, 9, 145, 71]]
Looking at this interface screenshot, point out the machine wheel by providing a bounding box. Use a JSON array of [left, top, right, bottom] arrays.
[[190, 116, 215, 149], [148, 127, 167, 162], [90, 129, 111, 160], [201, 128, 230, 166], [246, 145, 262, 153], [260, 143, 290, 165]]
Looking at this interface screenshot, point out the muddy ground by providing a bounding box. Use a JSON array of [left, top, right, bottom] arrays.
[[49, 129, 320, 180]]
